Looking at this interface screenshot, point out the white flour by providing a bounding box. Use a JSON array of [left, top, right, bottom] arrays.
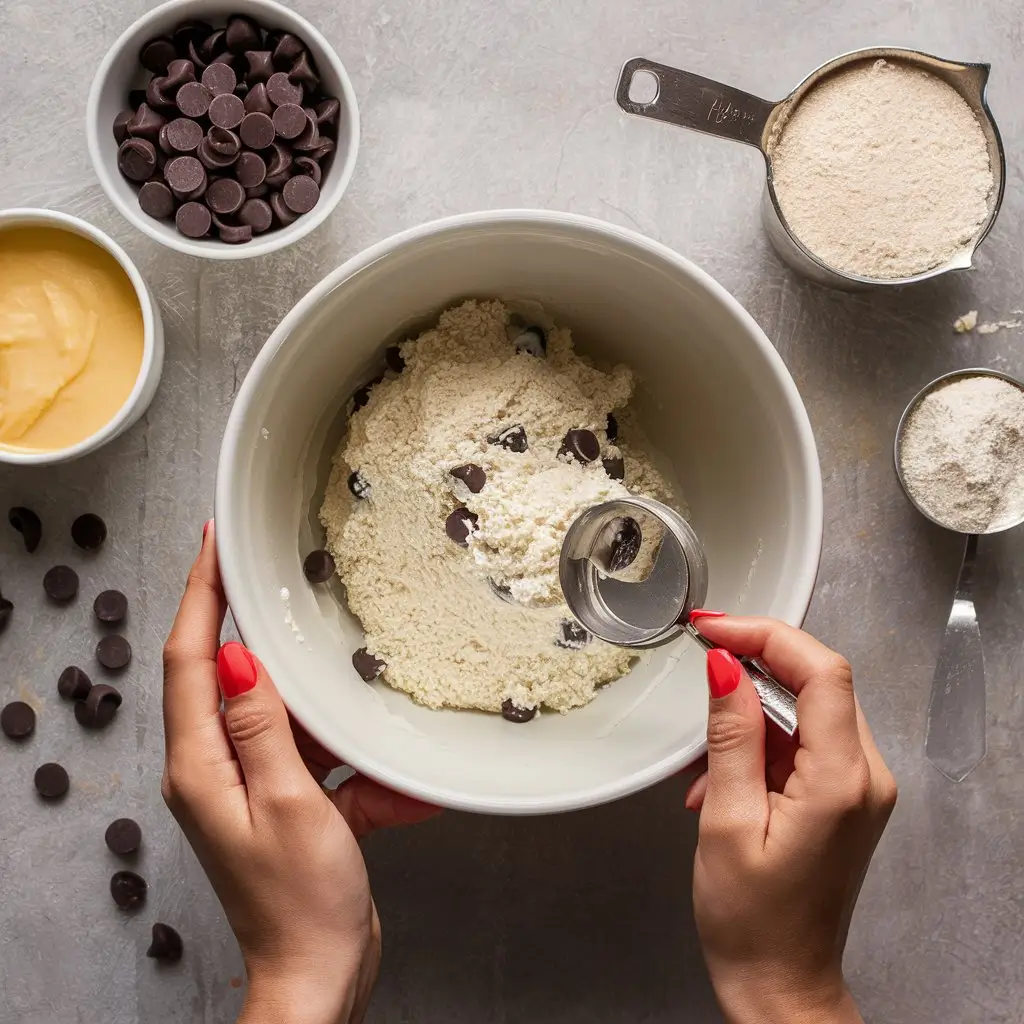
[[770, 59, 993, 280], [899, 375, 1024, 533]]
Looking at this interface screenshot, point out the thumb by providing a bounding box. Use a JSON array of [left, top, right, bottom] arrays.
[[217, 642, 310, 794], [701, 649, 769, 840]]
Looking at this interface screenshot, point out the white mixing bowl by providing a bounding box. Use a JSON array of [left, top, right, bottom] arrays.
[[216, 210, 822, 815]]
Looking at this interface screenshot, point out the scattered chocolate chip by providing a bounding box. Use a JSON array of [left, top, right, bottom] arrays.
[[282, 174, 319, 214], [243, 80, 273, 115], [602, 455, 625, 481], [225, 14, 261, 54], [347, 470, 371, 499], [235, 151, 266, 187], [555, 619, 591, 650], [96, 634, 132, 671], [272, 102, 306, 139], [501, 699, 536, 723], [608, 517, 642, 573], [385, 345, 405, 373], [244, 49, 274, 83], [445, 508, 479, 546], [512, 326, 546, 357], [58, 666, 93, 701], [1, 701, 35, 740], [352, 648, 386, 682], [34, 762, 70, 799], [110, 870, 147, 910], [72, 513, 107, 550], [201, 60, 236, 95], [239, 110, 275, 149], [43, 565, 79, 603], [94, 589, 128, 624], [176, 201, 212, 238], [0, 595, 12, 631], [105, 817, 142, 856], [488, 424, 528, 452], [9, 506, 42, 552], [488, 579, 514, 603], [266, 71, 302, 107], [75, 683, 123, 729], [118, 138, 157, 181], [140, 37, 177, 75], [209, 91, 245, 129], [206, 177, 245, 214], [303, 549, 336, 584], [238, 197, 273, 233], [147, 922, 184, 963], [176, 81, 212, 118], [450, 464, 486, 493], [559, 428, 601, 464], [139, 180, 175, 219], [606, 413, 619, 442]]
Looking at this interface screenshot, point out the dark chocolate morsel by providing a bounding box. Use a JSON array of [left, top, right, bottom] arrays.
[[450, 464, 486, 493], [488, 424, 528, 452], [72, 512, 107, 550], [201, 60, 237, 96], [165, 117, 203, 152], [351, 376, 383, 411], [512, 326, 546, 357], [209, 92, 245, 129], [175, 81, 212, 118], [58, 665, 92, 701], [110, 870, 147, 910], [347, 471, 371, 499], [113, 109, 133, 144], [244, 49, 274, 83], [206, 126, 242, 157], [501, 699, 536, 723], [302, 549, 336, 584], [608, 517, 642, 573], [265, 141, 293, 177], [165, 155, 206, 197], [246, 184, 269, 199], [282, 174, 319, 214], [96, 634, 132, 671], [105, 817, 142, 856], [225, 14, 262, 54], [555, 619, 591, 650], [602, 455, 625, 481], [140, 37, 177, 75], [308, 138, 335, 162], [445, 508, 478, 546], [174, 20, 213, 56], [43, 565, 79, 603], [239, 111, 275, 150], [606, 413, 619, 442], [291, 113, 320, 151], [147, 923, 184, 963], [384, 345, 405, 373], [1, 701, 35, 739], [126, 103, 167, 143], [217, 222, 253, 244], [199, 28, 227, 62], [118, 138, 157, 182], [164, 58, 197, 90], [272, 33, 305, 68], [145, 76, 176, 114], [315, 97, 341, 125], [352, 648, 386, 682], [9, 506, 42, 552], [187, 39, 208, 72], [176, 202, 212, 238], [129, 89, 148, 109], [94, 589, 128, 624], [293, 156, 321, 186], [238, 197, 273, 233], [139, 180, 175, 220], [266, 71, 302, 107], [243, 81, 273, 115], [34, 762, 70, 798], [269, 191, 298, 227], [559, 428, 601, 464], [272, 102, 306, 139], [75, 683, 123, 729], [288, 51, 320, 91], [206, 177, 246, 214], [264, 170, 291, 190]]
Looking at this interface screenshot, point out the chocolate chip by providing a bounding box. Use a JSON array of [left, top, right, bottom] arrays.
[[308, 138, 335, 162], [175, 20, 213, 56], [555, 619, 591, 650], [606, 413, 619, 442], [126, 103, 166, 142], [291, 113, 320, 152], [488, 579, 514, 603], [608, 517, 642, 573], [269, 191, 297, 227], [347, 470, 371, 499], [166, 58, 197, 89], [105, 817, 142, 856], [216, 221, 253, 244], [282, 174, 319, 214], [110, 870, 147, 910], [238, 197, 273, 232], [9, 506, 42, 552], [165, 155, 206, 196], [58, 666, 92, 701], [302, 549, 336, 584], [265, 141, 293, 177], [1, 701, 35, 740], [315, 97, 341, 125], [209, 92, 245, 128], [226, 14, 262, 54], [75, 683, 122, 729], [501, 699, 536, 723], [239, 111, 275, 149], [118, 138, 157, 181], [113, 109, 133, 144], [235, 150, 266, 187], [293, 155, 321, 185], [602, 455, 625, 481], [94, 589, 128, 624], [352, 648, 385, 682], [176, 81, 212, 117], [96, 634, 132, 671], [206, 177, 245, 214], [266, 71, 302, 107], [164, 117, 203, 152], [34, 762, 69, 799], [199, 28, 227, 62], [272, 34, 305, 69], [272, 102, 306, 139], [0, 595, 12, 631], [559, 428, 601, 464], [140, 37, 177, 75], [187, 39, 208, 72], [488, 424, 528, 452], [71, 512, 107, 550], [147, 922, 184, 963], [176, 201, 212, 238], [129, 88, 148, 109], [43, 565, 79, 603], [384, 345, 405, 372], [451, 464, 486, 493], [201, 60, 236, 95], [145, 77, 176, 114], [445, 508, 478, 546], [513, 326, 546, 357], [351, 376, 382, 411], [139, 180, 175, 219], [243, 81, 273, 115], [244, 50, 274, 83]]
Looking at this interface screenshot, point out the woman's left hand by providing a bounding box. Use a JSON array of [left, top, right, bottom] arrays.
[[162, 522, 439, 1024]]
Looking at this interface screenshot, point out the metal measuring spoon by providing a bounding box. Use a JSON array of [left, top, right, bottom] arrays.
[[615, 46, 1005, 290], [559, 496, 798, 735], [894, 368, 1024, 782]]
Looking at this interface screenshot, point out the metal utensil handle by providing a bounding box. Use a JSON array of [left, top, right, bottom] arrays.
[[925, 534, 987, 782], [616, 57, 776, 150], [684, 623, 798, 735]]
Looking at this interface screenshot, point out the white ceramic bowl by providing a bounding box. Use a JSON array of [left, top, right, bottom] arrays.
[[0, 208, 164, 466], [216, 210, 823, 814], [86, 0, 359, 260]]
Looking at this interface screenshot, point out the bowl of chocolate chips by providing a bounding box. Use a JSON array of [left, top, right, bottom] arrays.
[[86, 0, 359, 258]]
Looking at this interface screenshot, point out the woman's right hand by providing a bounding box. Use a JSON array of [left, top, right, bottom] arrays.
[[686, 614, 897, 1024]]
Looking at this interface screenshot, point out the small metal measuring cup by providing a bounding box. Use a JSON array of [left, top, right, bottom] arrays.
[[615, 47, 1006, 290], [559, 496, 798, 735], [894, 368, 1024, 782]]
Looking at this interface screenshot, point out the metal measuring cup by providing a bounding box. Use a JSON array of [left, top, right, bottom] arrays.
[[559, 496, 798, 735], [615, 47, 1006, 290], [894, 368, 1024, 782]]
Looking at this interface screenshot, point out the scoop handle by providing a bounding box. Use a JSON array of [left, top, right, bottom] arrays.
[[615, 57, 775, 150]]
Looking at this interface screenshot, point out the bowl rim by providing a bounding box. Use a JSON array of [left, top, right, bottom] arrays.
[[0, 207, 162, 466], [215, 208, 824, 814], [84, 0, 360, 261]]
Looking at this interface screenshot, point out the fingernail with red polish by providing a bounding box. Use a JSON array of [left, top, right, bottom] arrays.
[[689, 609, 726, 624], [202, 519, 212, 541], [217, 642, 258, 699], [707, 648, 742, 698]]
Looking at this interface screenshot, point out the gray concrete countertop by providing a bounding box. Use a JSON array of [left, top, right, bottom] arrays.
[[2, 1, 1022, 1021]]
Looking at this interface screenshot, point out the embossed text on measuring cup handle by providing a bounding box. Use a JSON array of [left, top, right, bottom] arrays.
[[616, 57, 776, 149]]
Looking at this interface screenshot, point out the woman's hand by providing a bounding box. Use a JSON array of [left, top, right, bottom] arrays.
[[162, 523, 439, 1024], [686, 614, 897, 1024]]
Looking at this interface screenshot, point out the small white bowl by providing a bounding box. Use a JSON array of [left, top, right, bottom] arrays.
[[216, 210, 823, 815], [0, 208, 164, 466], [86, 0, 359, 260]]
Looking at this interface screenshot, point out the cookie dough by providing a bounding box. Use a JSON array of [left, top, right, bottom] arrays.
[[320, 299, 684, 714]]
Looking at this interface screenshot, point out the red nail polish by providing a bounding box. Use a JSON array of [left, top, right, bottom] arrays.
[[202, 520, 211, 541], [217, 642, 258, 699], [689, 609, 726, 624], [707, 648, 742, 698]]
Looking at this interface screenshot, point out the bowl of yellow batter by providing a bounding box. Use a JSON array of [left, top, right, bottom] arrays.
[[0, 209, 164, 465]]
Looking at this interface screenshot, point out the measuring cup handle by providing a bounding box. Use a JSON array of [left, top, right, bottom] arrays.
[[616, 57, 775, 150]]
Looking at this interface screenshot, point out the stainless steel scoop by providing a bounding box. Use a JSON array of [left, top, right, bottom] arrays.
[[894, 368, 1024, 782], [615, 47, 1006, 290], [559, 496, 798, 735]]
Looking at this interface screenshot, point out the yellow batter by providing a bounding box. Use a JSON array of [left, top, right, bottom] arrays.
[[0, 227, 143, 452]]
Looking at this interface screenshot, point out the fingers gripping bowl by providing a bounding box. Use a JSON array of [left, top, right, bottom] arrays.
[[215, 211, 823, 814]]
